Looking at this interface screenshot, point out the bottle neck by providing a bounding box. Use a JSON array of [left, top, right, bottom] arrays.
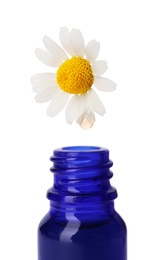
[[47, 146, 117, 225]]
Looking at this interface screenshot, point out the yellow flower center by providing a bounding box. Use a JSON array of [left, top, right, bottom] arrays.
[[56, 57, 94, 94]]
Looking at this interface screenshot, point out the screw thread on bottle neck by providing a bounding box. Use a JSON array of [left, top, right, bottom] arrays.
[[47, 146, 117, 225]]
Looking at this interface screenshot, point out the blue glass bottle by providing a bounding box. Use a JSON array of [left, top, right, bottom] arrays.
[[38, 146, 127, 260]]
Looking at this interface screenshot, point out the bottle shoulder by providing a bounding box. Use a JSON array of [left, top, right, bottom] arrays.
[[38, 210, 126, 242], [112, 210, 127, 232], [38, 212, 66, 240]]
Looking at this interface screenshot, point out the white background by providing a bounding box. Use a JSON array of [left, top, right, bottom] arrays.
[[0, 0, 168, 259]]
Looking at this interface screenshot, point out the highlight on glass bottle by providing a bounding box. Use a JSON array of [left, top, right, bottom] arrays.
[[38, 146, 127, 260]]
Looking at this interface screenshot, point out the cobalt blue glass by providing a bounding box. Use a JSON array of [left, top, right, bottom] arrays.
[[38, 146, 127, 260]]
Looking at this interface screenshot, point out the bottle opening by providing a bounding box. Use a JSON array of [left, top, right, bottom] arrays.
[[62, 146, 101, 152]]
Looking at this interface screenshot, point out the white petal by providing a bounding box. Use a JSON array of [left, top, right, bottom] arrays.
[[35, 48, 61, 68], [88, 89, 106, 116], [74, 94, 95, 129], [85, 40, 100, 62], [65, 95, 79, 124], [31, 73, 55, 86], [70, 28, 85, 57], [47, 91, 69, 117], [43, 36, 68, 62], [31, 73, 57, 93], [92, 60, 108, 76], [94, 77, 116, 92], [67, 94, 96, 128], [32, 82, 58, 93], [74, 94, 87, 123], [59, 27, 75, 56], [35, 87, 57, 103]]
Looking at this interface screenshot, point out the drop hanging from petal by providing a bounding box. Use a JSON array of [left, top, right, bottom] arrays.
[[78, 112, 95, 130], [80, 117, 94, 130]]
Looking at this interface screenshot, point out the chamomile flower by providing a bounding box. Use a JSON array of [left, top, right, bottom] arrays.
[[31, 27, 116, 129]]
